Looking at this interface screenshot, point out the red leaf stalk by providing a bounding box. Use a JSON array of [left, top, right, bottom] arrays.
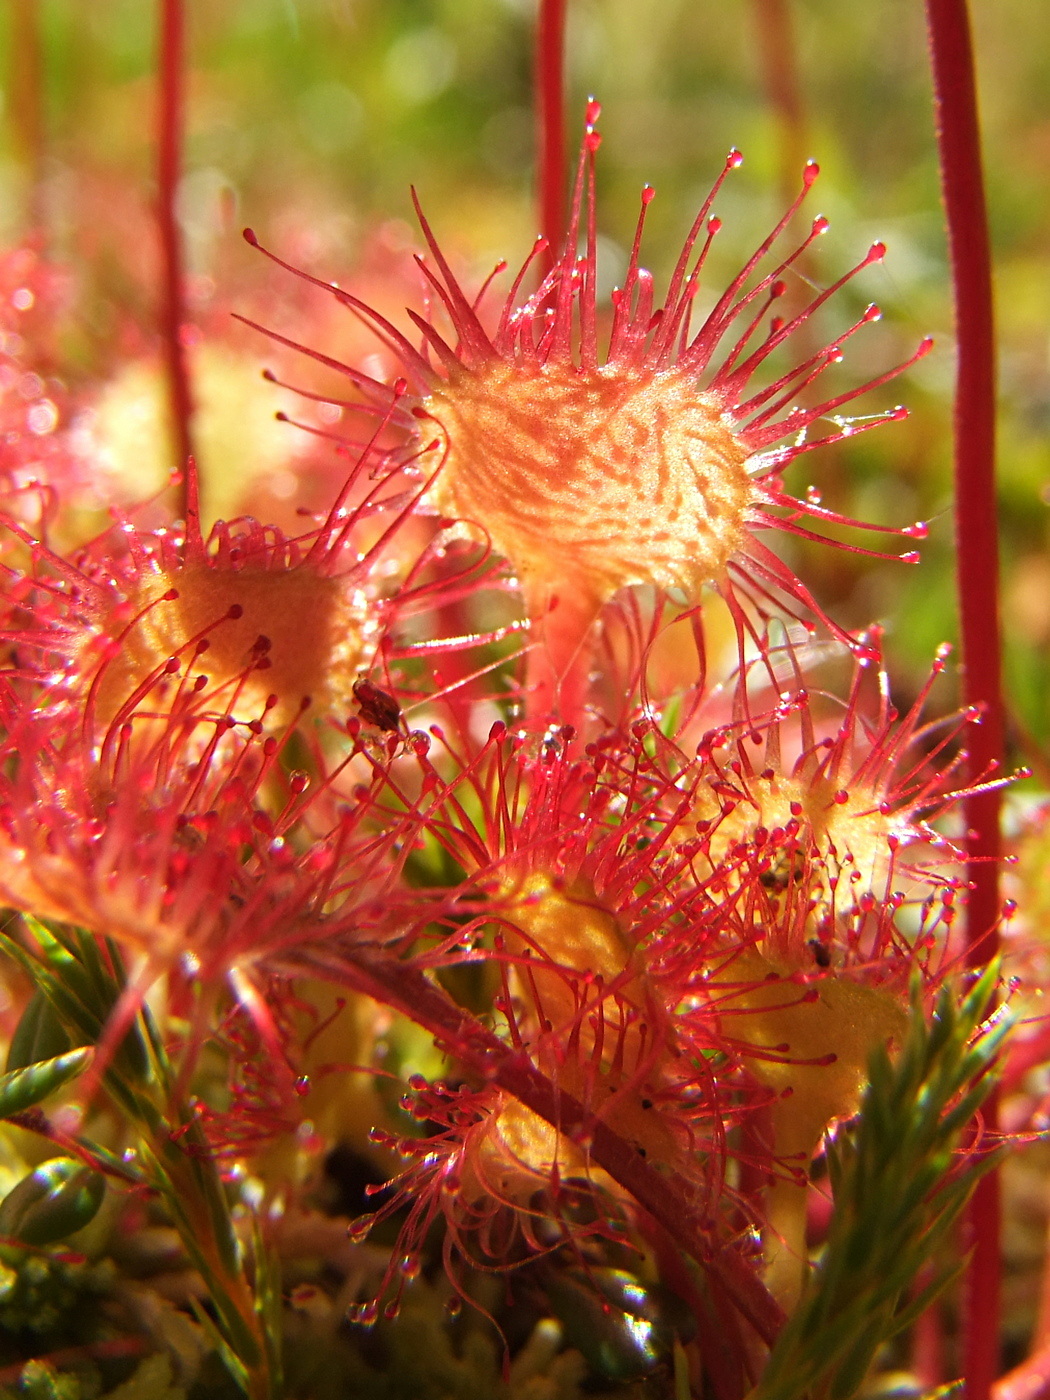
[[535, 0, 568, 269], [925, 2, 1003, 1395], [157, 0, 196, 521], [288, 943, 787, 1347]]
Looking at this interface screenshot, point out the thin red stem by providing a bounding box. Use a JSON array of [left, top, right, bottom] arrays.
[[912, 1281, 946, 1389], [535, 0, 568, 266], [749, 0, 807, 207], [925, 3, 1003, 1396], [157, 0, 195, 520], [10, 0, 46, 233]]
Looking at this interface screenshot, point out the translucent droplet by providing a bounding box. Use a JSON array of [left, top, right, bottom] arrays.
[[347, 1213, 377, 1244], [27, 399, 58, 435], [348, 1300, 379, 1327]]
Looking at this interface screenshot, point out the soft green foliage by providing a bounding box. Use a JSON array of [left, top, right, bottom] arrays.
[[6, 993, 75, 1072], [0, 1049, 92, 1121], [102, 1354, 186, 1400], [0, 923, 151, 1093], [543, 1268, 686, 1382], [0, 1357, 187, 1400], [5, 1361, 82, 1400], [0, 1246, 116, 1364], [282, 1276, 598, 1400], [0, 921, 281, 1400], [753, 964, 1009, 1400], [0, 1158, 105, 1246]]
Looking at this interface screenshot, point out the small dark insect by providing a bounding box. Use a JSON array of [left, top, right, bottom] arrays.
[[353, 678, 402, 732], [760, 851, 806, 892], [808, 938, 832, 969]]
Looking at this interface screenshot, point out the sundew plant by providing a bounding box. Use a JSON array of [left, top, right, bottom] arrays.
[[0, 3, 1046, 1399]]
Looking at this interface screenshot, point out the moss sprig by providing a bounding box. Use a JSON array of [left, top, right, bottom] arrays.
[[753, 963, 1008, 1400]]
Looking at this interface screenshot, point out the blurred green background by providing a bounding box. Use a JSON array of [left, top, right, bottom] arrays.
[[0, 0, 1047, 755]]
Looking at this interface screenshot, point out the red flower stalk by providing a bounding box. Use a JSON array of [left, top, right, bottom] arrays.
[[535, 0, 569, 262], [925, 3, 1005, 1390], [241, 105, 930, 724], [156, 0, 196, 516]]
